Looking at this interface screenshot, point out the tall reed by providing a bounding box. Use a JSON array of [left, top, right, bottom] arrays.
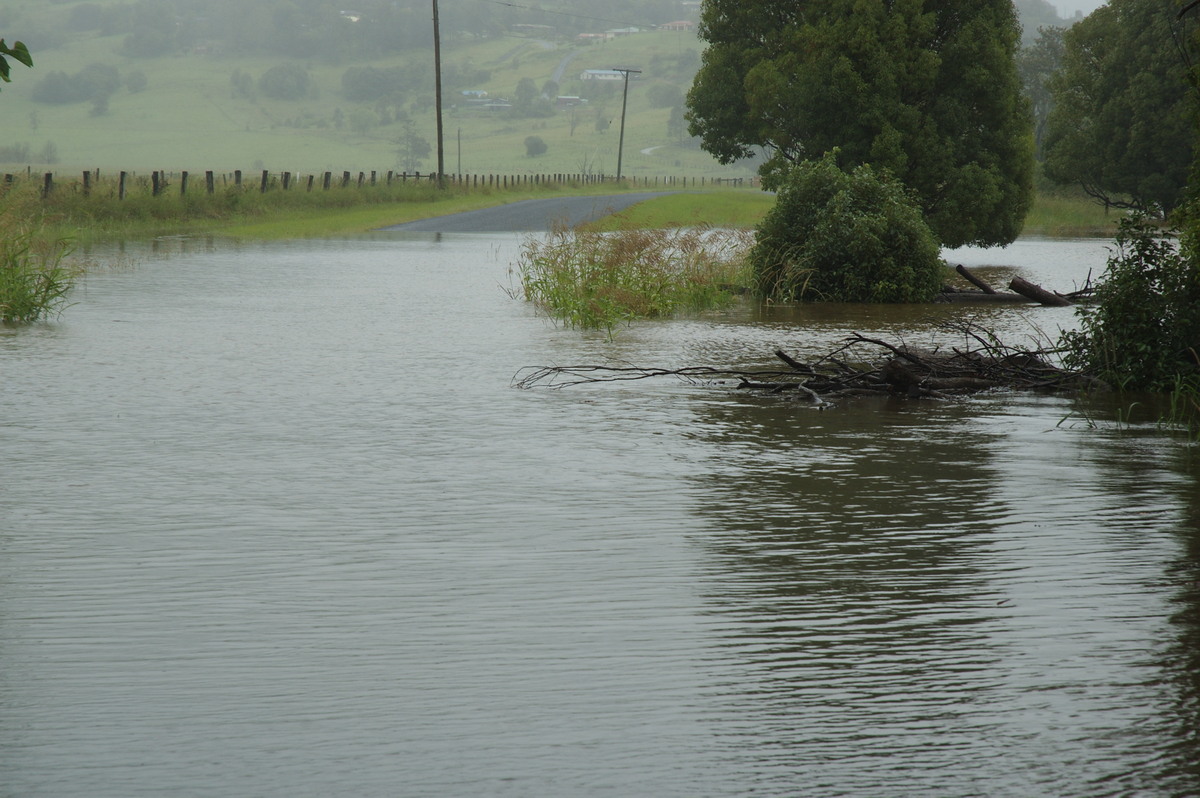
[[0, 235, 76, 323], [0, 196, 76, 323], [517, 224, 752, 335]]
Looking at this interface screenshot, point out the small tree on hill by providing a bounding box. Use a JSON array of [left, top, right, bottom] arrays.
[[524, 135, 547, 157], [396, 121, 431, 172]]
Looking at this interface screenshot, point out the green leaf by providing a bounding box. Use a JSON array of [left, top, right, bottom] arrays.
[[0, 39, 33, 89]]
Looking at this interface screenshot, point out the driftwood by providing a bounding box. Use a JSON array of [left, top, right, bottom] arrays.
[[955, 263, 997, 293], [513, 320, 1108, 403], [1009, 276, 1072, 306], [941, 264, 1092, 306]]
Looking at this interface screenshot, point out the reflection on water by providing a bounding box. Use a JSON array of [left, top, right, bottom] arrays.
[[0, 234, 1196, 797], [690, 391, 1200, 795]]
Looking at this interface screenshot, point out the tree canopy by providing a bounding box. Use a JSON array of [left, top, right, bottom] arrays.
[[1042, 0, 1197, 215], [685, 0, 1035, 248]]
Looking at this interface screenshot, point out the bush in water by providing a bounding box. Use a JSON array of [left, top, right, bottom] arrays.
[[748, 152, 946, 303], [1061, 213, 1200, 393]]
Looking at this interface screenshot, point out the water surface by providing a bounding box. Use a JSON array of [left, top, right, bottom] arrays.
[[1, 234, 1197, 797]]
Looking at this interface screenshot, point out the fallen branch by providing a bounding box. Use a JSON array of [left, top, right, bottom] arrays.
[[1009, 276, 1072, 306], [955, 263, 998, 294], [514, 322, 1101, 402]]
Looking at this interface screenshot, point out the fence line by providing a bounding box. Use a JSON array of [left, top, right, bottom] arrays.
[[5, 168, 751, 199]]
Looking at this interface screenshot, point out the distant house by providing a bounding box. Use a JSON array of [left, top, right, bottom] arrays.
[[659, 20, 695, 32], [580, 69, 626, 81], [555, 95, 587, 108], [576, 33, 611, 44], [461, 90, 488, 98], [606, 27, 641, 37]]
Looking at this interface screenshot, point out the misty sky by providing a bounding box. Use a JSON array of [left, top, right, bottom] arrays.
[[1053, 0, 1107, 17]]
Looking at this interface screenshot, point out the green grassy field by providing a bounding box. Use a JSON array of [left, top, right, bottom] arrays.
[[0, 2, 1122, 243], [0, 5, 745, 180]]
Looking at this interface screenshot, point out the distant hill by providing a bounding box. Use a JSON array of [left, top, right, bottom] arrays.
[[0, 0, 1071, 176], [0, 0, 736, 177]]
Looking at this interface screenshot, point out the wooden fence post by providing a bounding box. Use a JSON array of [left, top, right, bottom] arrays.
[[306, 175, 315, 192], [180, 171, 189, 196], [282, 171, 291, 190], [82, 171, 91, 197], [260, 170, 269, 193], [323, 171, 332, 190], [41, 172, 53, 199], [206, 171, 215, 194], [235, 169, 242, 188], [119, 171, 127, 200], [341, 171, 351, 188]]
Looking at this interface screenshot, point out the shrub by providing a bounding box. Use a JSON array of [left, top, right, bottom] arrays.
[[1061, 214, 1200, 391], [749, 152, 946, 302], [524, 135, 547, 157], [259, 64, 311, 100], [342, 66, 407, 103]]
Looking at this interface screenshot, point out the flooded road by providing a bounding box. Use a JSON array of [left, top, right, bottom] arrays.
[[0, 233, 1196, 797]]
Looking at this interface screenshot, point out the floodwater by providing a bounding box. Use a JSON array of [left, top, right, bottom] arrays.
[[1, 232, 1197, 798]]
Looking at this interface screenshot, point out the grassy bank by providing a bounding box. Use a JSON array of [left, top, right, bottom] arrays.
[[1, 172, 673, 243], [1020, 192, 1120, 237], [591, 189, 1118, 239], [2, 168, 1116, 245]]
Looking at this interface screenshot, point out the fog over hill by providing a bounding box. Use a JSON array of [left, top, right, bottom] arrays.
[[0, 0, 1084, 175]]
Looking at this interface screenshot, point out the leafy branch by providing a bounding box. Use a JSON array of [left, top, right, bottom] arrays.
[[0, 39, 33, 90]]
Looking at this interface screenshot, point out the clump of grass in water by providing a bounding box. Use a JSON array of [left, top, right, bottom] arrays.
[[0, 211, 77, 323], [517, 224, 752, 336]]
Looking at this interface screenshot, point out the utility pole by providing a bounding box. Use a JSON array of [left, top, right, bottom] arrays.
[[432, 0, 445, 186], [611, 67, 641, 181]]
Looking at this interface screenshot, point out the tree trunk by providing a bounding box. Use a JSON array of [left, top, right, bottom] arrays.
[[1009, 276, 1072, 306]]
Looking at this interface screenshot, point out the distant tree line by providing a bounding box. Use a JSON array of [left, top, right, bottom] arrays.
[[28, 62, 147, 114]]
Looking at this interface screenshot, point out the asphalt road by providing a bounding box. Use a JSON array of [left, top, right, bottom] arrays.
[[376, 192, 675, 233]]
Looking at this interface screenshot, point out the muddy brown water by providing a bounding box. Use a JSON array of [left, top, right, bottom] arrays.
[[1, 232, 1197, 797]]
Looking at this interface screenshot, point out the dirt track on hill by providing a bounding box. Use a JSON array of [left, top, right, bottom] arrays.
[[376, 192, 675, 233]]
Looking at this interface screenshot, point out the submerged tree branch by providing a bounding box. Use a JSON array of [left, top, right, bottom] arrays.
[[513, 323, 1107, 402]]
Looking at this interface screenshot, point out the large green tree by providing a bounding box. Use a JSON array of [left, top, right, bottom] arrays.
[[1043, 0, 1196, 215], [686, 0, 1034, 248]]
